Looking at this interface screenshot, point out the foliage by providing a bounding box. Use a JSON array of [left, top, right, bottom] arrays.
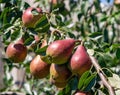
[[0, 0, 120, 95]]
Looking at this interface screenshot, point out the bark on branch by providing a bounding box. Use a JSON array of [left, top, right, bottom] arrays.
[[89, 56, 115, 95], [0, 92, 25, 95]]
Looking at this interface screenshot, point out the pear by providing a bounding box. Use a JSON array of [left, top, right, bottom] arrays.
[[6, 41, 27, 63], [69, 43, 92, 76], [22, 7, 43, 28], [30, 55, 50, 79], [50, 78, 67, 88], [46, 38, 76, 64], [50, 63, 72, 83]]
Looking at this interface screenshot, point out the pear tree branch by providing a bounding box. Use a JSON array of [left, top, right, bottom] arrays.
[[0, 92, 25, 95], [89, 56, 115, 95]]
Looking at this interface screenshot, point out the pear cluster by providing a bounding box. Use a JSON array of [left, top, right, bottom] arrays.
[[29, 38, 92, 89], [5, 7, 92, 90]]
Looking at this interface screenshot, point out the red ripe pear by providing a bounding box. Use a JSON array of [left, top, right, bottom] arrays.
[[69, 44, 92, 76], [50, 78, 67, 88], [50, 63, 72, 83], [22, 7, 43, 28], [46, 39, 76, 64], [115, 0, 120, 5], [6, 42, 27, 63], [30, 55, 50, 79], [74, 91, 91, 95], [49, 0, 57, 4]]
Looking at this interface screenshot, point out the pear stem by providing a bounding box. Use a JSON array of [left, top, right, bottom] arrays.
[[75, 40, 82, 46], [89, 56, 115, 95], [80, 41, 84, 46], [75, 40, 82, 43], [52, 30, 61, 37]]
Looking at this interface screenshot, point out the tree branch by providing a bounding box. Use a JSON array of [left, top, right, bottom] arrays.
[[0, 92, 25, 95], [89, 56, 115, 95]]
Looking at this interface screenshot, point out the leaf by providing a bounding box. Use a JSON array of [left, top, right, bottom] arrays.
[[87, 49, 94, 56], [0, 0, 4, 3], [89, 32, 102, 38], [108, 74, 120, 89], [55, 15, 65, 26], [103, 54, 113, 61], [3, 8, 10, 24], [78, 71, 90, 90], [11, 29, 21, 41], [84, 75, 96, 91], [100, 16, 108, 22], [35, 15, 50, 33], [111, 44, 120, 50], [2, 58, 13, 71], [19, 1, 30, 10], [78, 12, 83, 20], [68, 32, 76, 38], [31, 9, 39, 15], [3, 30, 11, 41], [36, 15, 49, 27], [3, 23, 12, 29], [41, 55, 52, 64], [115, 90, 120, 95], [24, 36, 34, 46], [35, 45, 48, 55], [116, 48, 120, 59], [35, 23, 50, 33], [69, 76, 78, 90]]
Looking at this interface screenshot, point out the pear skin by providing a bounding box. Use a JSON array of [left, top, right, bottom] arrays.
[[50, 63, 72, 83], [30, 55, 50, 79], [69, 44, 92, 76], [46, 39, 76, 64], [6, 42, 27, 63]]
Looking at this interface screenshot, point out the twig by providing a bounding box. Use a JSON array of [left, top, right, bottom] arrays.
[[89, 56, 115, 95], [0, 92, 25, 95]]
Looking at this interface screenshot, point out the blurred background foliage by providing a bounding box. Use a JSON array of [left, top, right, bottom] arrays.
[[0, 0, 120, 95]]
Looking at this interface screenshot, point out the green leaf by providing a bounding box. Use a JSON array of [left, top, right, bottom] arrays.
[[41, 55, 52, 64], [3, 8, 10, 24], [78, 12, 83, 20], [103, 54, 113, 61], [2, 23, 12, 29], [35, 15, 50, 33], [3, 30, 11, 41], [2, 58, 13, 71], [11, 29, 20, 41], [84, 75, 96, 91], [100, 16, 108, 22], [111, 44, 120, 50], [31, 9, 39, 15], [35, 15, 48, 27], [68, 32, 76, 38], [35, 45, 48, 55], [35, 23, 50, 33], [78, 71, 90, 90], [55, 15, 65, 26], [116, 48, 120, 59], [89, 32, 102, 38], [24, 36, 34, 46]]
